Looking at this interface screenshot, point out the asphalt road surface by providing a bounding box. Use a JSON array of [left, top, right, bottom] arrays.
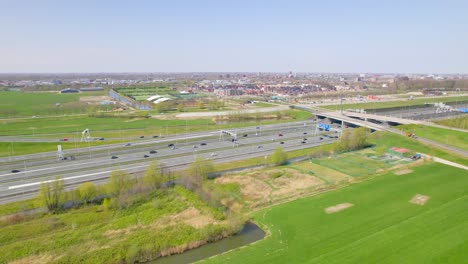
[[0, 120, 342, 204]]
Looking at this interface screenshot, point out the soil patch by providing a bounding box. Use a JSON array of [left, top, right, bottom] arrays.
[[79, 96, 111, 102], [410, 194, 430, 205], [394, 169, 413, 175], [325, 203, 354, 214], [10, 254, 61, 264]]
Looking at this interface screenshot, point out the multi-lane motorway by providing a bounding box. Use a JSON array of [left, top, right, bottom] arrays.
[[0, 120, 341, 204]]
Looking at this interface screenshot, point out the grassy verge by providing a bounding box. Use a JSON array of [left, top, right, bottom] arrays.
[[396, 124, 468, 151], [434, 115, 468, 130]]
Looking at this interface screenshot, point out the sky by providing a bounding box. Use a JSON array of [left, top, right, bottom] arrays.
[[0, 0, 467, 73]]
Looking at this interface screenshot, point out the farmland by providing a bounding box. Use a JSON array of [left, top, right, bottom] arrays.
[[203, 162, 468, 264], [0, 91, 109, 117]]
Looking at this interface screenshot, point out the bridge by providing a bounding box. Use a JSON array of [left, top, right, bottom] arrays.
[[294, 105, 468, 158]]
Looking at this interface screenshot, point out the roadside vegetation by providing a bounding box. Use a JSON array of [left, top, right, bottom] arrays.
[[397, 124, 468, 151], [434, 115, 468, 130]]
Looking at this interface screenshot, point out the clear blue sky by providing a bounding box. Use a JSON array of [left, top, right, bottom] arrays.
[[1, 0, 467, 73]]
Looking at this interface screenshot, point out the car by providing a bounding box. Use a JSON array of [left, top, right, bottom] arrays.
[[319, 137, 323, 140], [303, 138, 308, 141], [60, 138, 69, 142], [280, 141, 285, 144], [193, 145, 198, 148], [152, 135, 159, 138], [303, 132, 308, 135], [11, 169, 20, 173], [168, 143, 175, 147], [149, 150, 157, 154], [256, 126, 260, 129], [243, 134, 248, 137], [278, 133, 283, 136], [200, 142, 207, 146], [143, 155, 150, 158], [257, 145, 263, 149], [125, 143, 132, 146], [210, 152, 217, 157], [99, 137, 105, 141], [301, 141, 306, 144], [140, 136, 145, 139], [111, 156, 118, 159]]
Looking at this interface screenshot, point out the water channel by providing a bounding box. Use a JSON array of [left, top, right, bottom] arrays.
[[150, 222, 265, 264]]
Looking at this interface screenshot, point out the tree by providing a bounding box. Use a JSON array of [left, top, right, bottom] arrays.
[[107, 170, 132, 197], [184, 157, 214, 189], [269, 146, 288, 166], [38, 176, 64, 212], [143, 161, 163, 190], [197, 101, 204, 109], [337, 127, 369, 152], [78, 182, 97, 204]]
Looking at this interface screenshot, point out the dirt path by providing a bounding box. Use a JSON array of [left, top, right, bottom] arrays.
[[422, 154, 468, 171]]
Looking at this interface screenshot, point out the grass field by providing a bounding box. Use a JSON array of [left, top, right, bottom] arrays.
[[203, 162, 468, 264], [434, 115, 468, 130], [0, 91, 107, 117], [321, 96, 468, 110], [397, 124, 468, 151]]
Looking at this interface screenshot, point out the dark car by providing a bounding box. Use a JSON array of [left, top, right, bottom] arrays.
[[200, 143, 207, 146], [303, 138, 308, 141], [149, 150, 157, 154], [140, 136, 145, 139], [301, 141, 306, 144], [303, 132, 308, 135], [319, 137, 323, 140], [257, 145, 262, 149], [99, 137, 105, 141], [243, 134, 248, 137], [125, 143, 131, 146], [11, 169, 20, 173], [153, 135, 159, 138], [143, 155, 150, 158], [280, 141, 285, 144], [278, 133, 283, 136], [168, 143, 175, 147], [193, 145, 198, 148], [111, 156, 118, 159]]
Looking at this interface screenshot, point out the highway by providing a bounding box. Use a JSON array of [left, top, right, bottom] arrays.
[[0, 120, 342, 204]]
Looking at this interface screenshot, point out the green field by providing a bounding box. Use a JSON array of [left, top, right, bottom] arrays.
[[321, 96, 468, 110], [0, 91, 107, 117], [434, 115, 468, 130], [203, 163, 468, 264], [397, 124, 468, 151]]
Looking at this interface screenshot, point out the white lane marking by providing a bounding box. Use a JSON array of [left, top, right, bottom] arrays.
[[8, 164, 150, 190]]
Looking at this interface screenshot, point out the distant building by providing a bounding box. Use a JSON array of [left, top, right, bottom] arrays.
[[60, 88, 79, 93]]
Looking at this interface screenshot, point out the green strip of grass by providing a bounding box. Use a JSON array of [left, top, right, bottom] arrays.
[[397, 124, 468, 151]]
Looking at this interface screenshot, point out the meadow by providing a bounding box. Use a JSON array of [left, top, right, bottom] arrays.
[[0, 91, 107, 117], [203, 162, 468, 264], [321, 95, 468, 110]]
